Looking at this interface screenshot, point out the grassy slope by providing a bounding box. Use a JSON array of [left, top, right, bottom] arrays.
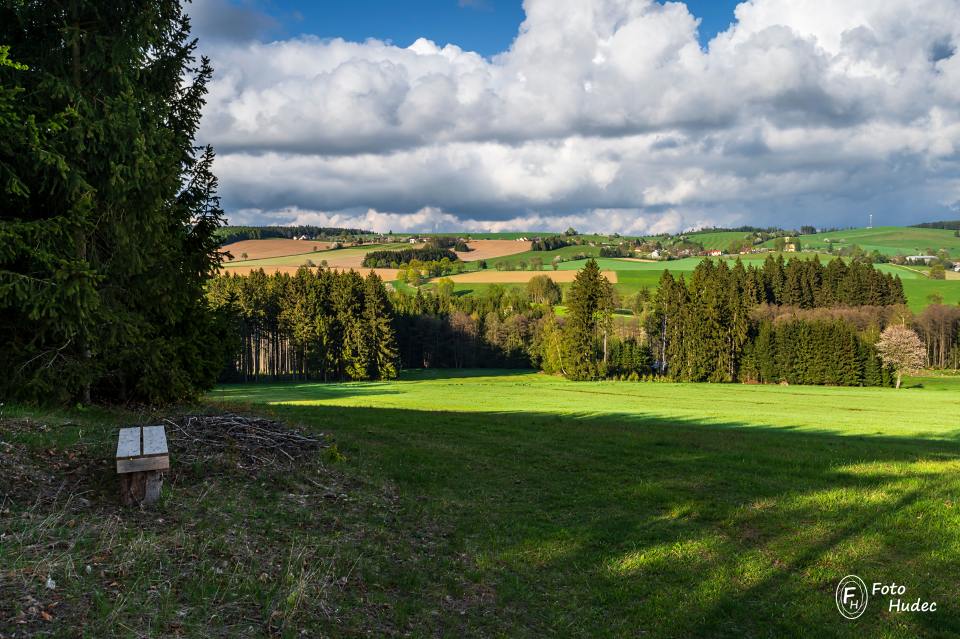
[[683, 230, 754, 250], [212, 370, 960, 439], [490, 244, 603, 268], [205, 370, 960, 637], [6, 372, 960, 636], [762, 226, 960, 256]]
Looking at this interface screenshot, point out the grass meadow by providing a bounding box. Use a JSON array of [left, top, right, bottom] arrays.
[[209, 370, 960, 637], [768, 226, 960, 257], [5, 371, 960, 636]]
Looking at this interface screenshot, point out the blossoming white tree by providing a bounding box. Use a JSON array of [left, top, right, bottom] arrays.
[[876, 325, 926, 389]]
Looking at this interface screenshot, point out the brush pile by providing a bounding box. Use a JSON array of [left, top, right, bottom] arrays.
[[163, 413, 328, 469]]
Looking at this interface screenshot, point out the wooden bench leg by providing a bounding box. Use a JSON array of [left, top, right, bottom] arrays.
[[120, 470, 164, 506]]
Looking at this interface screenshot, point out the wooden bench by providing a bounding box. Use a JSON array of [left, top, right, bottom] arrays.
[[116, 425, 169, 506]]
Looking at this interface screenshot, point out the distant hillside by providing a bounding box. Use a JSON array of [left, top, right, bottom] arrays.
[[761, 226, 960, 256]]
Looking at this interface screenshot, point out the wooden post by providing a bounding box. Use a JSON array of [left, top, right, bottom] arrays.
[[116, 426, 169, 506]]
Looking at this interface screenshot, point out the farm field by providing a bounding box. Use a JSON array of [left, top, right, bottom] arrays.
[[489, 243, 604, 268], [222, 242, 411, 270], [681, 230, 754, 250], [221, 238, 333, 260], [456, 239, 532, 261], [203, 370, 960, 636], [762, 226, 960, 256]]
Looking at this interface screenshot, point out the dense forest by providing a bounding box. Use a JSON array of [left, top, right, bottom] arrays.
[[207, 269, 397, 381], [646, 261, 892, 384], [217, 225, 369, 244], [0, 3, 226, 403], [206, 255, 959, 388]]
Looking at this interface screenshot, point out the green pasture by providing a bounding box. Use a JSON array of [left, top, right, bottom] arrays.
[[681, 230, 754, 250], [7, 370, 960, 636], [763, 226, 960, 257], [213, 370, 960, 439], [491, 244, 603, 268], [204, 370, 960, 637], [900, 278, 960, 310]]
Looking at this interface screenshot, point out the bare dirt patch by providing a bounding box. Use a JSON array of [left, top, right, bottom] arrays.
[[456, 240, 532, 262], [446, 270, 619, 284], [221, 239, 332, 261]]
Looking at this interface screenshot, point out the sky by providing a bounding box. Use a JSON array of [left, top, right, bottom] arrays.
[[187, 0, 960, 234]]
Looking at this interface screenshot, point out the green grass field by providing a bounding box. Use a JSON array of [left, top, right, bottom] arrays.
[[202, 371, 960, 637], [492, 244, 604, 268], [762, 226, 960, 257], [682, 230, 754, 250], [6, 371, 960, 636]]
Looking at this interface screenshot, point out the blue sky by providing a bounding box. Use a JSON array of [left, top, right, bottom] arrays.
[[254, 0, 739, 55]]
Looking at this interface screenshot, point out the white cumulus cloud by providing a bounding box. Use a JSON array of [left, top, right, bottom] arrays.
[[192, 0, 960, 233]]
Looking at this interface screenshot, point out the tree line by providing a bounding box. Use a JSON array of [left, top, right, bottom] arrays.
[[362, 247, 459, 268], [206, 268, 398, 382], [531, 236, 575, 251], [912, 220, 960, 231], [735, 255, 905, 307], [216, 225, 369, 244], [644, 259, 900, 385]]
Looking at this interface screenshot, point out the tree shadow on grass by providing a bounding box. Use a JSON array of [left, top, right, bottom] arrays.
[[227, 400, 960, 638]]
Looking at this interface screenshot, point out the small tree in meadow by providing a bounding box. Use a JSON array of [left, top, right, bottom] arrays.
[[526, 275, 562, 305], [876, 325, 926, 388], [436, 277, 455, 300]]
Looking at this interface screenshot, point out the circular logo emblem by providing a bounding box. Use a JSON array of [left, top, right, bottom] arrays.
[[836, 575, 869, 619]]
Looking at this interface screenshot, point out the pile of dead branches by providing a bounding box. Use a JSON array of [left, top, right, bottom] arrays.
[[163, 413, 328, 469]]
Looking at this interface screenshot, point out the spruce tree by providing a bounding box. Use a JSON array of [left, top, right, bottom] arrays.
[[364, 272, 399, 380], [561, 259, 611, 380], [1, 2, 225, 403]]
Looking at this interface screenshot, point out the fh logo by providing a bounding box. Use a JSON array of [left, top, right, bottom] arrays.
[[836, 575, 869, 619]]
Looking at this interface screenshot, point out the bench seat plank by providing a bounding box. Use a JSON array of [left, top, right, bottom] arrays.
[[117, 455, 170, 474], [116, 427, 141, 460], [142, 425, 168, 457]]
